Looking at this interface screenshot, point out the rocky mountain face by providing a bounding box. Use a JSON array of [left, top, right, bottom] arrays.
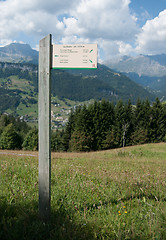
[[0, 43, 38, 64], [104, 54, 166, 100], [104, 54, 166, 77]]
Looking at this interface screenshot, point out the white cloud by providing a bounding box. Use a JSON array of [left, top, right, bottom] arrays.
[[119, 41, 134, 55], [99, 39, 135, 60], [99, 40, 121, 59], [60, 36, 90, 45], [0, 0, 165, 60], [0, 38, 13, 47], [136, 9, 166, 54], [0, 0, 78, 41], [63, 17, 84, 36], [2, 0, 78, 15], [62, 0, 138, 59], [0, 0, 139, 59], [69, 0, 138, 41]]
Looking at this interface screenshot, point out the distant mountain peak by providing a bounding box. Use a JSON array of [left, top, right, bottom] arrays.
[[2, 42, 33, 52], [0, 42, 38, 64]]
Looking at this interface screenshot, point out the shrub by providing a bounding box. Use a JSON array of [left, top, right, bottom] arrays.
[[0, 123, 22, 149]]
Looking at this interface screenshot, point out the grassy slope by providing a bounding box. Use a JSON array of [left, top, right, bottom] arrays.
[[0, 143, 166, 239]]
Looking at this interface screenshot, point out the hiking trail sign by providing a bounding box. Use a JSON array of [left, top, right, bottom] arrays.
[[52, 44, 97, 69], [38, 34, 97, 221]]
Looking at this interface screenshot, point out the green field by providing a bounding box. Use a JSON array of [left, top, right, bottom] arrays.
[[0, 143, 166, 239]]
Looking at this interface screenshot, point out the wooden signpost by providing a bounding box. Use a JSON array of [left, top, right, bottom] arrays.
[[38, 34, 52, 220], [38, 34, 97, 220]]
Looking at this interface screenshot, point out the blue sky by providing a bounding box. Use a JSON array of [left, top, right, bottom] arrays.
[[0, 0, 166, 61], [132, 0, 166, 19]]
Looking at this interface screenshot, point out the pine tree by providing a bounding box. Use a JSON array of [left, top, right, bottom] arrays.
[[69, 130, 92, 152], [99, 99, 115, 149], [22, 127, 38, 150], [149, 98, 166, 142], [132, 98, 150, 145], [131, 127, 148, 145], [114, 100, 125, 147], [122, 99, 134, 146], [63, 109, 76, 151], [51, 130, 65, 152]]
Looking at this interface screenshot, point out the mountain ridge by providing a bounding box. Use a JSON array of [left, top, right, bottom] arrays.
[[0, 43, 38, 64], [104, 54, 166, 77]]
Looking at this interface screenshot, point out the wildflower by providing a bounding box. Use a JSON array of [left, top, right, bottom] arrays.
[[125, 211, 127, 214], [123, 206, 126, 208]]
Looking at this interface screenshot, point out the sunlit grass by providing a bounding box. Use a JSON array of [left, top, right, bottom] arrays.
[[0, 143, 166, 239]]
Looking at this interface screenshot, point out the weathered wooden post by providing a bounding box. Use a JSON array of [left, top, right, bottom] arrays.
[[38, 34, 52, 221]]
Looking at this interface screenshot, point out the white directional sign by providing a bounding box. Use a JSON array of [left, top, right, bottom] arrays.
[[52, 44, 97, 69]]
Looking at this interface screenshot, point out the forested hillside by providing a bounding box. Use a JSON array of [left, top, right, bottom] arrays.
[[0, 62, 155, 115], [0, 88, 21, 112], [62, 64, 155, 102], [123, 72, 166, 98]]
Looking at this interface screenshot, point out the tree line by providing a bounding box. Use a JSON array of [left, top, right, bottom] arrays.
[[63, 98, 166, 151], [0, 98, 166, 151]]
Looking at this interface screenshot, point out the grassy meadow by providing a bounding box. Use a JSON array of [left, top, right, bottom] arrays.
[[0, 143, 166, 239]]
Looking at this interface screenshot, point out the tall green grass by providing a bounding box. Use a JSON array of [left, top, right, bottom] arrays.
[[0, 143, 166, 239]]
